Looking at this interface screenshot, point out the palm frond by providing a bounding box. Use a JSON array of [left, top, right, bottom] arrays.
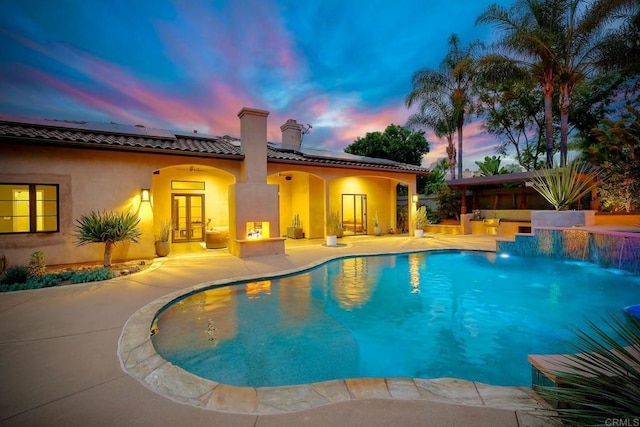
[[74, 210, 142, 245], [536, 314, 640, 426]]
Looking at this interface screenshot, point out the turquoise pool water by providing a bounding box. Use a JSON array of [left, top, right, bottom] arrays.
[[151, 251, 640, 387]]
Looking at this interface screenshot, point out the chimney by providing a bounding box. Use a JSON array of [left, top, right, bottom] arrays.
[[238, 107, 269, 183], [280, 119, 302, 149]]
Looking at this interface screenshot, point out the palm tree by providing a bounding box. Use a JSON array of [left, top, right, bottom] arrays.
[[477, 0, 563, 167], [406, 94, 457, 179], [555, 0, 633, 166], [594, 0, 640, 77], [406, 34, 481, 179], [478, 0, 634, 167]]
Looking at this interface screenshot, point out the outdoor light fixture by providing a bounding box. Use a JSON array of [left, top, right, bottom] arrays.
[[141, 188, 150, 202], [412, 194, 419, 203]]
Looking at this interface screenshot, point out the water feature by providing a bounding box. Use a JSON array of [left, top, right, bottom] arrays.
[[151, 251, 640, 388], [498, 227, 640, 273]]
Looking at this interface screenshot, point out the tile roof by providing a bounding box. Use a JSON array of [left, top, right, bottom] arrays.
[[0, 118, 429, 174], [0, 122, 241, 157]]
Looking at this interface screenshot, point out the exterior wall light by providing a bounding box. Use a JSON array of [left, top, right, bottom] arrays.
[[141, 188, 151, 202], [412, 194, 419, 203]]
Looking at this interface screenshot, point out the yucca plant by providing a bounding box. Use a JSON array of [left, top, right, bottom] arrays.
[[535, 314, 640, 426], [74, 210, 141, 267], [531, 161, 601, 211]]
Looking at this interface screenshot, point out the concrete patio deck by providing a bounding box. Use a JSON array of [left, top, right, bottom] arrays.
[[0, 234, 558, 427]]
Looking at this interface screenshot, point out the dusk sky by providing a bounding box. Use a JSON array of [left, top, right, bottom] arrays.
[[0, 0, 513, 169]]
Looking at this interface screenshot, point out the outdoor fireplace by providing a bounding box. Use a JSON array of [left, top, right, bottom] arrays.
[[228, 107, 285, 257]]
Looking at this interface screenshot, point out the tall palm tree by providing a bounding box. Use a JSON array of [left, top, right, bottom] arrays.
[[478, 0, 634, 167], [406, 93, 457, 179], [556, 0, 633, 166], [406, 34, 481, 179], [477, 0, 563, 167]]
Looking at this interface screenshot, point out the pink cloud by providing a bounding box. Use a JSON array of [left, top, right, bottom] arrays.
[[26, 68, 148, 125]]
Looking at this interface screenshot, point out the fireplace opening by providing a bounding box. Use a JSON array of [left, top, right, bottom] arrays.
[[246, 221, 270, 239]]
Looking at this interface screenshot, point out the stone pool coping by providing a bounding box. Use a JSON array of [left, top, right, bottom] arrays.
[[117, 248, 550, 415]]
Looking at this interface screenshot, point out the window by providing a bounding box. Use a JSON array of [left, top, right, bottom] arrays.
[[171, 180, 205, 190], [0, 184, 59, 233]]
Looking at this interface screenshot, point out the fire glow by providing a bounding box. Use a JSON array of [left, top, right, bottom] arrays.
[[246, 222, 269, 239]]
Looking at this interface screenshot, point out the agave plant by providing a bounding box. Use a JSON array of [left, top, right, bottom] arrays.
[[74, 210, 141, 267], [531, 161, 601, 211], [535, 314, 640, 426]]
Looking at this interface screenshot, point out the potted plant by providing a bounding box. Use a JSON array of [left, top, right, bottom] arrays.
[[155, 221, 171, 257], [413, 206, 429, 238], [373, 211, 382, 236], [287, 214, 304, 239], [326, 211, 342, 246]]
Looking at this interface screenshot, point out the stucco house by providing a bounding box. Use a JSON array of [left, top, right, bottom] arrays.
[[0, 107, 428, 265]]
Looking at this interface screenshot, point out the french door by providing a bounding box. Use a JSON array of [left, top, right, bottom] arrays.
[[341, 194, 367, 235], [171, 194, 204, 242]]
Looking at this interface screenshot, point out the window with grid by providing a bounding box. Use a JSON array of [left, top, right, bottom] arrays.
[[0, 184, 59, 233]]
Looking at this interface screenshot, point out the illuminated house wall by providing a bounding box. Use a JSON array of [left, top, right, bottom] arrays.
[[0, 109, 424, 265]]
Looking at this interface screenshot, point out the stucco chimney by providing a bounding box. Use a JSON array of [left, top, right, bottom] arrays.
[[280, 119, 302, 149], [238, 107, 269, 183]]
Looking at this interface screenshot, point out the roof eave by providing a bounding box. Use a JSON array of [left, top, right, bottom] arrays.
[[267, 158, 430, 175]]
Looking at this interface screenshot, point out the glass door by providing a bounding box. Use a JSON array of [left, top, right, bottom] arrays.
[[341, 194, 367, 235], [171, 194, 204, 242]]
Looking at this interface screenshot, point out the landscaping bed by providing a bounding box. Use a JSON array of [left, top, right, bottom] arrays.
[[0, 258, 153, 292]]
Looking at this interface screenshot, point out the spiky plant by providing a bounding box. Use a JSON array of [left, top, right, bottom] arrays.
[[326, 211, 342, 236], [531, 161, 601, 210], [536, 314, 640, 426], [74, 210, 141, 267], [414, 206, 430, 230]]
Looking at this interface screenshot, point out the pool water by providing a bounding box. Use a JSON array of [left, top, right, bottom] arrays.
[[151, 251, 640, 387]]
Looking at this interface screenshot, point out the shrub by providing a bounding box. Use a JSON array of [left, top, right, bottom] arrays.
[[37, 273, 63, 288], [57, 271, 75, 281], [0, 254, 6, 273], [28, 251, 46, 277], [0, 265, 31, 285], [436, 187, 461, 221], [70, 268, 115, 284]]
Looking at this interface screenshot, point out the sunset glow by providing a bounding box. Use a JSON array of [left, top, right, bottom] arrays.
[[0, 0, 513, 169]]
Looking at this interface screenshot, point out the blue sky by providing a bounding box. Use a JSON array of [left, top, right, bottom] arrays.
[[0, 0, 513, 169]]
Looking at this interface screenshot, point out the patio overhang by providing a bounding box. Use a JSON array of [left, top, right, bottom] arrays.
[[446, 171, 537, 190]]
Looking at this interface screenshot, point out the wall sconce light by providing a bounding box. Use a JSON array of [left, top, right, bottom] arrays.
[[412, 194, 419, 203], [141, 188, 150, 202]]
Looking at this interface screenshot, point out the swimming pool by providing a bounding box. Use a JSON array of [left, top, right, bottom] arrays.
[[151, 250, 640, 387]]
